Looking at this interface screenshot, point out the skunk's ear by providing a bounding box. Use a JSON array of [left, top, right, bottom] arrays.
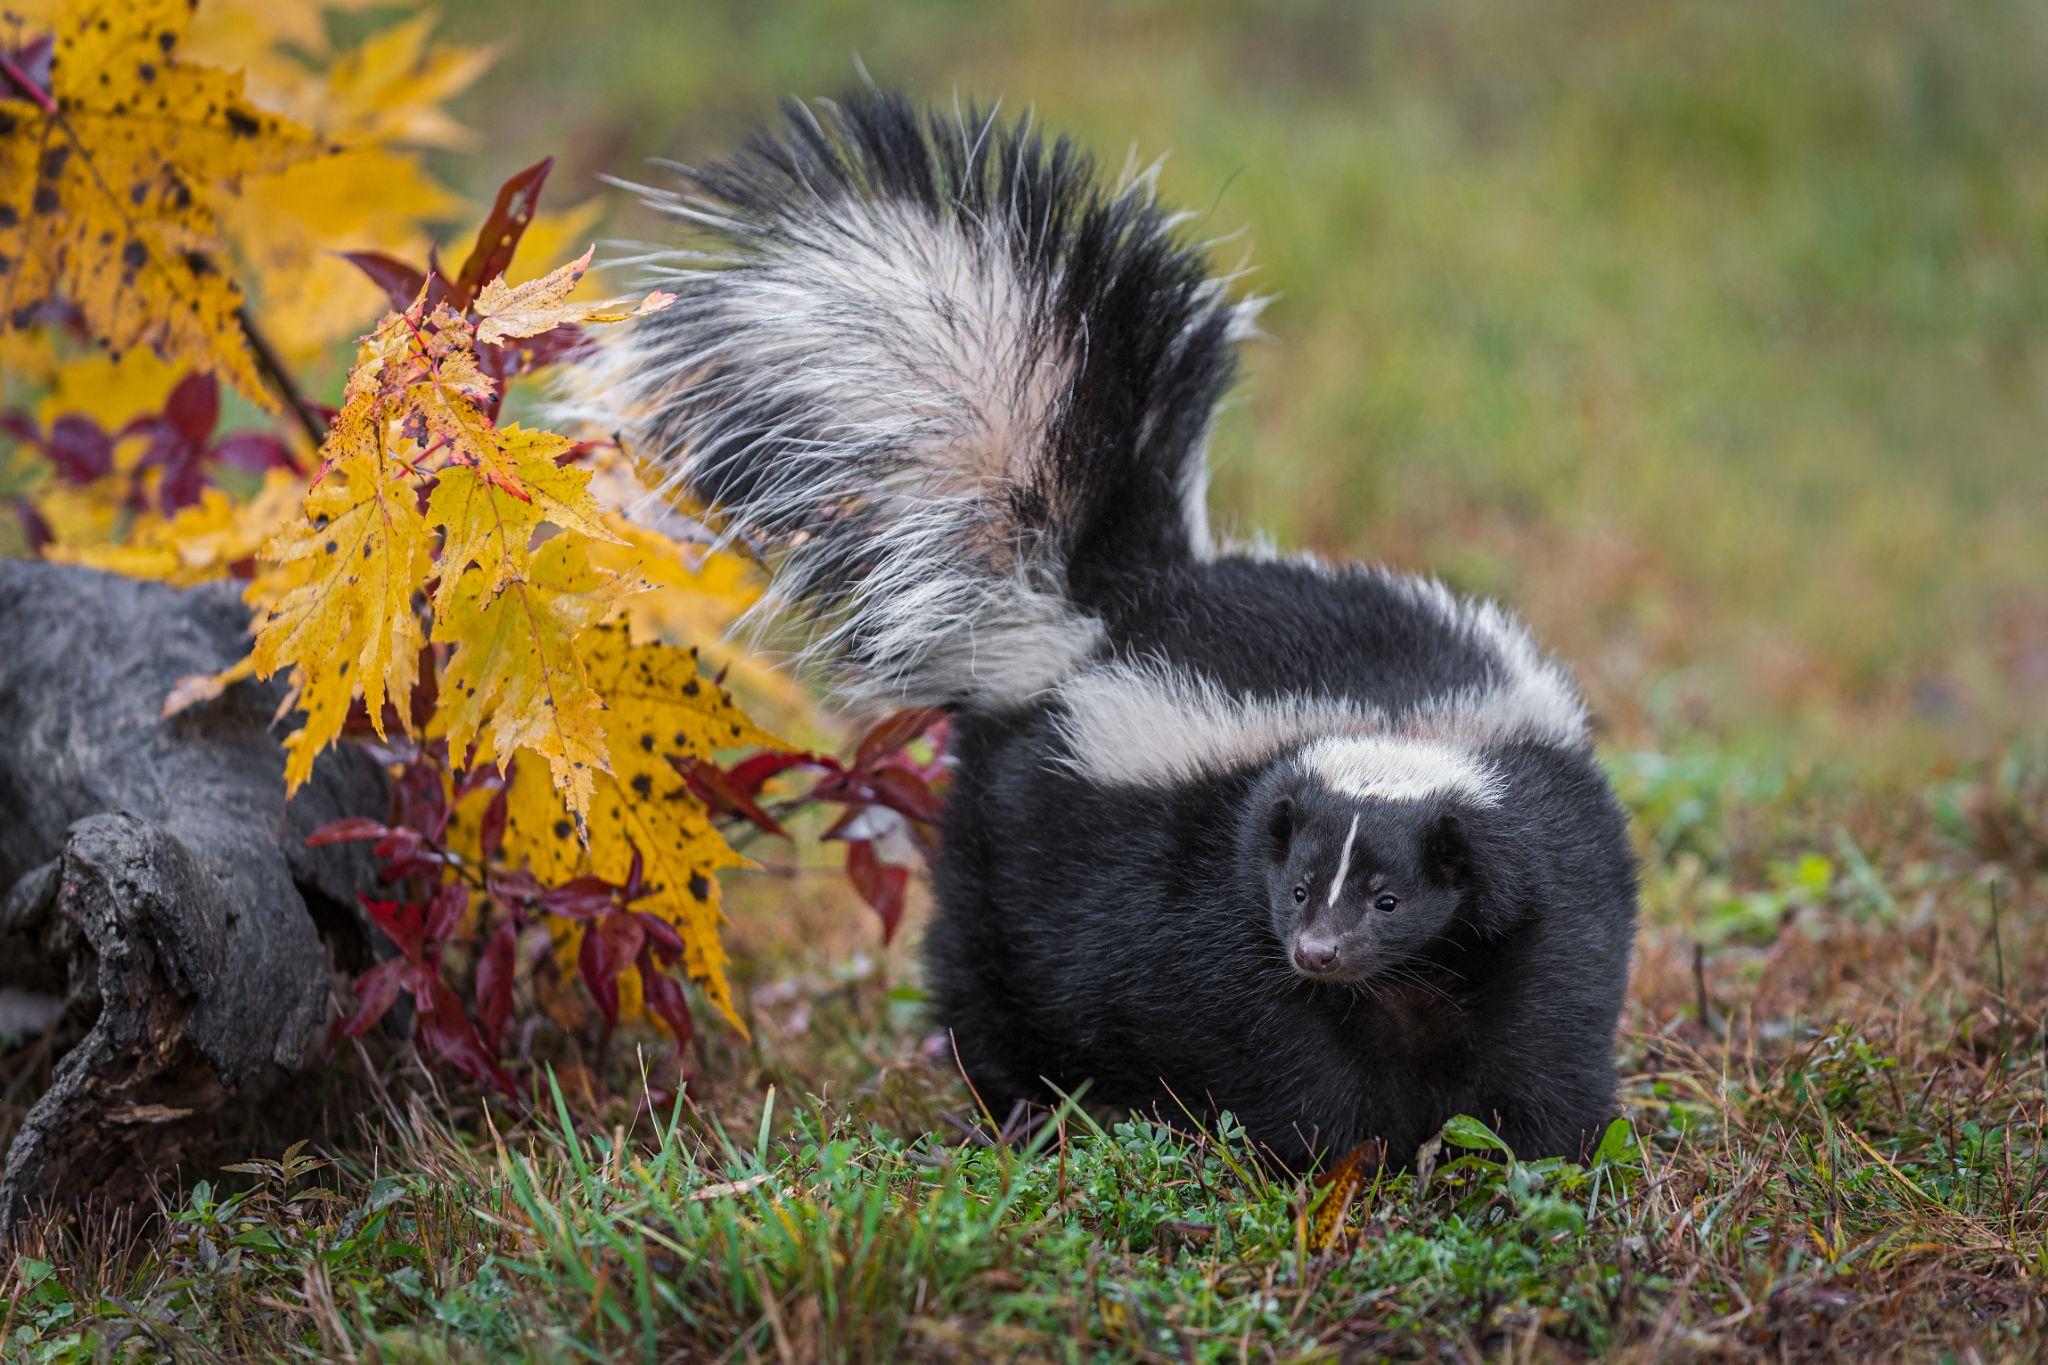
[[1267, 798, 1294, 862], [1421, 811, 1472, 887], [1425, 810, 1531, 931]]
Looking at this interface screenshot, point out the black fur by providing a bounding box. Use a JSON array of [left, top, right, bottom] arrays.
[[607, 92, 1639, 1167], [926, 560, 1637, 1166]]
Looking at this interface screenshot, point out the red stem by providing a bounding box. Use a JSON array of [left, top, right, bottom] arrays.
[[0, 51, 56, 116]]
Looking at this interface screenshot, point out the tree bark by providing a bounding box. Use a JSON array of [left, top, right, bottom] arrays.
[[0, 562, 388, 1241]]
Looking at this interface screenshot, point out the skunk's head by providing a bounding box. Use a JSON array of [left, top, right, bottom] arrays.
[[1251, 738, 1504, 985]]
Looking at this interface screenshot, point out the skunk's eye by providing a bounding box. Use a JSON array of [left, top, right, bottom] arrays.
[[1292, 883, 1308, 904], [1374, 894, 1400, 912]]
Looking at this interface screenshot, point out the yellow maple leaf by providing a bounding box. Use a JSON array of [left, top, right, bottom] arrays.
[[0, 0, 327, 403], [427, 425, 617, 613], [212, 8, 489, 361], [584, 508, 818, 726], [50, 467, 301, 586], [582, 618, 785, 770], [490, 622, 784, 1032], [34, 347, 182, 432], [345, 302, 529, 492], [434, 535, 627, 824], [183, 0, 385, 75], [473, 246, 674, 347], [303, 9, 495, 151], [329, 298, 503, 481], [249, 441, 431, 789], [225, 147, 462, 363]]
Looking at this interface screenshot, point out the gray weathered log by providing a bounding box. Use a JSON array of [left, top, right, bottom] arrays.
[[0, 561, 387, 1240]]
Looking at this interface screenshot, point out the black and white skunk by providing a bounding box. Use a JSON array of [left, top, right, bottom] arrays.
[[571, 92, 1638, 1165]]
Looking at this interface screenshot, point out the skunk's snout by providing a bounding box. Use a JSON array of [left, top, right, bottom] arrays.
[[1292, 931, 1341, 976]]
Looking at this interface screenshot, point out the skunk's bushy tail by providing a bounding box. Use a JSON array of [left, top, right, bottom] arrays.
[[564, 92, 1260, 711]]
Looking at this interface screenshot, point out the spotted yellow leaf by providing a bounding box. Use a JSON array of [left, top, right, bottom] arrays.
[[473, 245, 673, 346], [433, 535, 628, 824], [485, 621, 788, 1032], [249, 442, 431, 789], [0, 0, 327, 402], [585, 509, 814, 725], [427, 425, 618, 613]]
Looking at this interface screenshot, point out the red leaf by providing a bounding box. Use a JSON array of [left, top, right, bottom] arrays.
[[725, 750, 828, 797], [451, 157, 553, 307], [377, 855, 442, 883], [577, 911, 645, 1029], [405, 644, 441, 735], [632, 909, 685, 957], [854, 707, 949, 771], [340, 958, 405, 1037], [538, 876, 615, 922], [42, 415, 113, 483], [639, 955, 695, 1052], [425, 882, 469, 944], [164, 372, 219, 445], [487, 868, 544, 904], [477, 782, 509, 863], [304, 816, 391, 847], [511, 323, 590, 370], [359, 895, 428, 962], [341, 251, 428, 312], [674, 755, 790, 838], [371, 827, 424, 862], [391, 754, 451, 840], [475, 918, 517, 1049], [212, 433, 292, 475], [419, 978, 516, 1098], [862, 766, 946, 825], [476, 323, 591, 390], [845, 840, 910, 943], [16, 499, 52, 554]]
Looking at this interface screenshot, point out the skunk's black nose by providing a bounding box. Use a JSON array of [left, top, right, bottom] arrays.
[[1292, 933, 1339, 974]]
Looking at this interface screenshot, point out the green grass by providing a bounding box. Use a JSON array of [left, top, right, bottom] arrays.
[[5, 749, 2044, 1360]]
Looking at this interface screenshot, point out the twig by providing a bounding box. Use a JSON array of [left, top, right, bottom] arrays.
[[1989, 880, 2010, 1076], [235, 306, 327, 449], [1692, 941, 1716, 1032], [0, 52, 56, 116]]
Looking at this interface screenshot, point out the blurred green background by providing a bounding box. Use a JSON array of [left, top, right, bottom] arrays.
[[440, 0, 2047, 773]]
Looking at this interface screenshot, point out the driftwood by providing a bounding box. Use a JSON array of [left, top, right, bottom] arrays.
[[0, 561, 387, 1241]]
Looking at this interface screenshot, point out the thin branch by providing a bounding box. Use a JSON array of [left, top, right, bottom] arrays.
[[0, 51, 56, 116], [235, 306, 327, 450]]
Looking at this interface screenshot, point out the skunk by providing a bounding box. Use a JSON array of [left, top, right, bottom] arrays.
[[570, 92, 1638, 1166]]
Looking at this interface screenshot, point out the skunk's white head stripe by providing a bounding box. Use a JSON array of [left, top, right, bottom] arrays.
[[1328, 812, 1361, 909], [1299, 735, 1502, 807]]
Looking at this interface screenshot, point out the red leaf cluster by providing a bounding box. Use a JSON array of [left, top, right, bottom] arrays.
[[342, 158, 590, 422], [343, 886, 517, 1099], [3, 371, 295, 548], [682, 707, 951, 943]]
